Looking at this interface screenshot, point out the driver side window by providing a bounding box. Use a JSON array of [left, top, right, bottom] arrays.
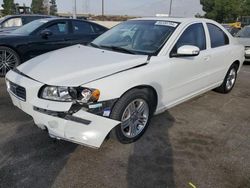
[[45, 22, 68, 35], [171, 23, 206, 54]]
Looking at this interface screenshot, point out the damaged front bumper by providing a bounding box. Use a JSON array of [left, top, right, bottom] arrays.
[[5, 70, 120, 148]]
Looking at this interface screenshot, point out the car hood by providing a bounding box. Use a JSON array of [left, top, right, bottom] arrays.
[[17, 45, 148, 86], [235, 37, 250, 46]]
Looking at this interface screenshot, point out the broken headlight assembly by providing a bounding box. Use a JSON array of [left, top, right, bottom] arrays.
[[39, 85, 100, 103]]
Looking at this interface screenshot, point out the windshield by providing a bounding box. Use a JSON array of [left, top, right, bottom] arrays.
[[91, 20, 179, 55], [11, 19, 49, 35], [235, 26, 250, 38]]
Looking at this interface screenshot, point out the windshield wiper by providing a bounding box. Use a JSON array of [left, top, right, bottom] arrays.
[[100, 45, 135, 54], [89, 42, 101, 49]]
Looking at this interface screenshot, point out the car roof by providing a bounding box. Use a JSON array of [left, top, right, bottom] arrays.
[[35, 17, 108, 28], [36, 17, 90, 21], [26, 17, 108, 30], [32, 17, 76, 22], [4, 14, 53, 18], [132, 17, 214, 24]]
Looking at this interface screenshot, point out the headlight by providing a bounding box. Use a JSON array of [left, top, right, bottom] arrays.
[[39, 85, 100, 103], [40, 86, 73, 101]]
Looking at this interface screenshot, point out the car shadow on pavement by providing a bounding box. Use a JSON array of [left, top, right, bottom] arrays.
[[0, 90, 77, 188], [126, 111, 176, 188], [0, 124, 77, 188]]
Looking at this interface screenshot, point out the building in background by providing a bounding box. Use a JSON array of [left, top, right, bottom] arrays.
[[241, 16, 250, 27]]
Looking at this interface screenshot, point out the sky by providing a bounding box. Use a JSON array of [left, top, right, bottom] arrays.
[[0, 0, 204, 17]]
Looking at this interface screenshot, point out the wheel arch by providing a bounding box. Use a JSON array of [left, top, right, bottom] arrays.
[[232, 60, 240, 71], [119, 85, 159, 113], [0, 45, 21, 60]]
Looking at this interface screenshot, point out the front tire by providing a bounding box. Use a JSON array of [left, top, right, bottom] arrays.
[[0, 46, 20, 77], [214, 64, 238, 94], [110, 88, 154, 144]]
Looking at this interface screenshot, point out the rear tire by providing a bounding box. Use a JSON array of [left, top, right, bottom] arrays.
[[110, 88, 155, 144], [214, 64, 238, 94], [0, 46, 20, 77]]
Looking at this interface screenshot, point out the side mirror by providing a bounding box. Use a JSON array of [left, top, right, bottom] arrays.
[[40, 29, 53, 39], [172, 45, 200, 57]]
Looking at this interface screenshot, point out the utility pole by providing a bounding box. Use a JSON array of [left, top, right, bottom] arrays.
[[73, 0, 77, 19], [43, 0, 49, 15], [169, 0, 173, 16], [102, 0, 104, 16], [47, 1, 51, 15]]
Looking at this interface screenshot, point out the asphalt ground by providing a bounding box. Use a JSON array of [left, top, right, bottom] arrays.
[[0, 65, 249, 188]]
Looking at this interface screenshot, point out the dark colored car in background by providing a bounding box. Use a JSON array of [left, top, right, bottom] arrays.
[[0, 14, 52, 33], [0, 18, 108, 76]]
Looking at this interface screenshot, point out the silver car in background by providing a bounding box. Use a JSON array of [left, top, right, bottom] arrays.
[[235, 26, 250, 62]]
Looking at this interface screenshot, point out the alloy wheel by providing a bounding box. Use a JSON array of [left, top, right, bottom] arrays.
[[121, 99, 149, 138], [0, 49, 18, 76], [226, 68, 236, 90]]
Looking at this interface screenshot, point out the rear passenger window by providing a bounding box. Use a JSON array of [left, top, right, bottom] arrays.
[[172, 23, 206, 54], [207, 23, 229, 48], [72, 21, 94, 34]]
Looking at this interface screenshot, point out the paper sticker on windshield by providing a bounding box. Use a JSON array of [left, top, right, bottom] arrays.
[[155, 21, 178, 27]]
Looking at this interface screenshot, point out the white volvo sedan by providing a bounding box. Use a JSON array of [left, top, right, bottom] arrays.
[[5, 17, 244, 148]]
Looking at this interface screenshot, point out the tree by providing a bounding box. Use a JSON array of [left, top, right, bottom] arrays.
[[49, 0, 57, 15], [31, 0, 46, 14], [195, 13, 203, 18], [200, 0, 215, 14], [241, 0, 250, 16], [2, 0, 15, 15], [200, 0, 242, 22]]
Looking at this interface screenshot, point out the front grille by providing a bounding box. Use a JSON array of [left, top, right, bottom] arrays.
[[9, 81, 26, 101]]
